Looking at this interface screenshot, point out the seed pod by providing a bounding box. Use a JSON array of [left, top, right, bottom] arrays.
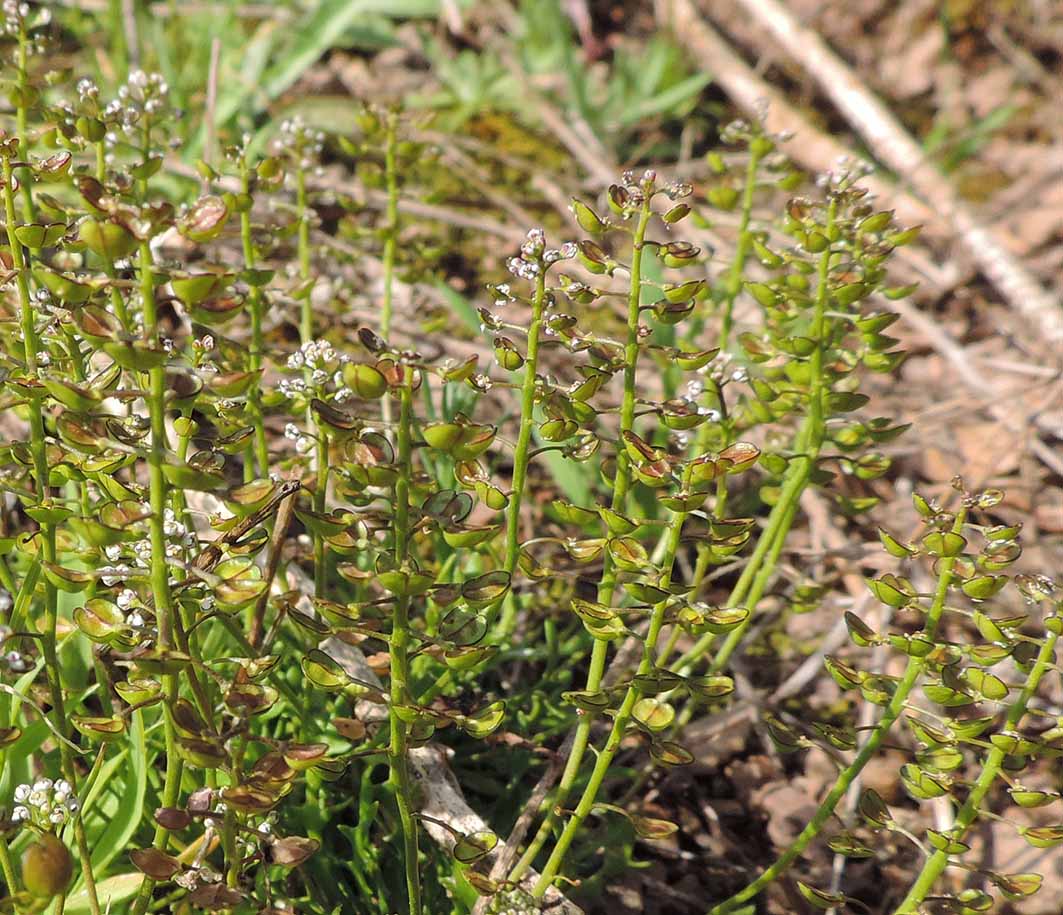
[[22, 833, 74, 899]]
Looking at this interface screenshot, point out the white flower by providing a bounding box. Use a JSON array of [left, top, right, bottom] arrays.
[[11, 806, 28, 822], [13, 784, 30, 803]]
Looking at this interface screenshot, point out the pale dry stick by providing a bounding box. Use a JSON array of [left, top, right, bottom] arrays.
[[121, 0, 137, 67], [660, 0, 937, 232], [659, 4, 1055, 311], [696, 0, 1063, 340], [470, 736, 572, 915], [439, 0, 463, 34]]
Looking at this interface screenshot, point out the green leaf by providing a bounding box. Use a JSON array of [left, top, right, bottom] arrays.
[[66, 873, 144, 915], [85, 712, 147, 875]]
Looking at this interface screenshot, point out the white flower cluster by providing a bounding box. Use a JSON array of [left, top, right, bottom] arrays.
[[485, 888, 542, 915], [284, 422, 315, 456], [12, 779, 79, 826], [280, 339, 353, 402], [720, 119, 751, 145], [276, 116, 326, 172], [99, 508, 196, 590], [76, 77, 99, 103], [97, 70, 171, 142], [287, 338, 336, 372], [506, 229, 575, 282], [4, 649, 30, 674], [3, 0, 49, 36], [114, 588, 148, 630], [816, 155, 875, 193]]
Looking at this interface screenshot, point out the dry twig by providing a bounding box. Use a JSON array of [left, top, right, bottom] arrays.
[[664, 0, 1062, 341]]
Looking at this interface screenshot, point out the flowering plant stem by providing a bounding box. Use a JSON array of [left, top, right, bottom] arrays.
[[388, 367, 422, 915], [671, 198, 839, 677], [894, 624, 1060, 913], [496, 267, 546, 635], [511, 191, 653, 882], [293, 160, 329, 596], [240, 156, 270, 477], [379, 109, 399, 433], [532, 506, 689, 897], [129, 236, 183, 915], [718, 138, 765, 350], [379, 109, 399, 343], [2, 151, 100, 915], [708, 507, 969, 915]]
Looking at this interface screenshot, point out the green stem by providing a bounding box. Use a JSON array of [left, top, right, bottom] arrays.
[[495, 266, 547, 634], [379, 109, 399, 343], [2, 152, 99, 915], [15, 24, 35, 224], [693, 459, 809, 676], [708, 508, 968, 915], [388, 367, 421, 915], [130, 238, 180, 915], [510, 194, 653, 880], [673, 198, 838, 674], [894, 626, 1060, 913], [377, 112, 400, 439], [718, 140, 764, 350], [294, 162, 326, 598], [313, 432, 328, 597], [532, 509, 688, 896], [240, 158, 269, 477]]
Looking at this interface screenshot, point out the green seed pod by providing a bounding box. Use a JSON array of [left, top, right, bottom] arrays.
[[22, 833, 74, 899], [570, 197, 606, 234]]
